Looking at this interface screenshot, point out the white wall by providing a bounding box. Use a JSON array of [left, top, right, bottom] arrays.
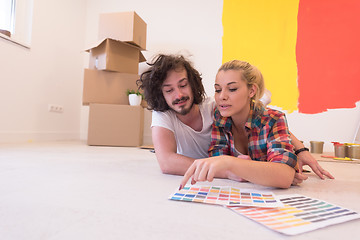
[[1, 0, 359, 151], [285, 104, 360, 151], [0, 0, 86, 143]]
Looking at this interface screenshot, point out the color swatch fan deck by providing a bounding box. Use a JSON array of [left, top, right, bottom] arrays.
[[169, 185, 283, 208], [229, 194, 360, 235]]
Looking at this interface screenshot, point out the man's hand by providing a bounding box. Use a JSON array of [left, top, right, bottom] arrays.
[[297, 151, 334, 179]]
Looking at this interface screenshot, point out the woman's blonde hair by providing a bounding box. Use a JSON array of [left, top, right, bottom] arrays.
[[218, 60, 265, 109]]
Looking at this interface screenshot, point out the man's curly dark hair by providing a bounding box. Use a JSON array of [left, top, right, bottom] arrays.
[[137, 54, 205, 112]]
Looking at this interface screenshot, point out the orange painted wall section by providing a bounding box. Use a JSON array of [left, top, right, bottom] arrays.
[[296, 0, 360, 113]]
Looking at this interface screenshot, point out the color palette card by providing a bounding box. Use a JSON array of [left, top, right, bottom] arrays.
[[228, 194, 360, 235], [169, 185, 283, 208]]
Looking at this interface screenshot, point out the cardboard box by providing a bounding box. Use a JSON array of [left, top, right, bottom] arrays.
[[88, 104, 144, 147], [82, 69, 139, 105], [98, 11, 147, 50], [86, 38, 145, 74]]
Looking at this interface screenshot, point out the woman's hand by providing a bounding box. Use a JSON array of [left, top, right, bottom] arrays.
[[179, 155, 252, 189], [292, 172, 308, 186], [179, 156, 234, 189]]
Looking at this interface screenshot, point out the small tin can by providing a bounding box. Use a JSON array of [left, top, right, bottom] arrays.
[[347, 145, 360, 160], [333, 142, 347, 158], [310, 141, 324, 154]]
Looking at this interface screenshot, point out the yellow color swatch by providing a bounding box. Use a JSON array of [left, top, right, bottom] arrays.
[[222, 0, 299, 112]]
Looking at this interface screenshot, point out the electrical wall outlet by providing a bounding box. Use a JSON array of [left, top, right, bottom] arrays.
[[48, 104, 64, 113]]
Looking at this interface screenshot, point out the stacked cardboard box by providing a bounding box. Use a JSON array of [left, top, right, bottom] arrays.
[[83, 11, 147, 147]]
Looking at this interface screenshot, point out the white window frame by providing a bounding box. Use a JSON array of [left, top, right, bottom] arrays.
[[0, 0, 33, 48]]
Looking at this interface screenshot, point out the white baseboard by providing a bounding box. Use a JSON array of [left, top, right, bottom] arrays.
[[0, 131, 80, 143]]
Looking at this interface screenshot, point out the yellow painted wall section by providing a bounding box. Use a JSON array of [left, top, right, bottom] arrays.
[[222, 0, 299, 112]]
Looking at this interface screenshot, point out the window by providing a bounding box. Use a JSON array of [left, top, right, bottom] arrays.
[[0, 0, 33, 48], [0, 0, 15, 35]]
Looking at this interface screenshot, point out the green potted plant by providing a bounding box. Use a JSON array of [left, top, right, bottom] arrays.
[[126, 89, 143, 106]]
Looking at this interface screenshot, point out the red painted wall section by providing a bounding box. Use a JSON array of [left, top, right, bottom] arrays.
[[296, 0, 360, 114]]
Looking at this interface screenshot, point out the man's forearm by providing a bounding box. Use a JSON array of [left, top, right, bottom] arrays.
[[289, 131, 304, 150], [156, 152, 195, 175]]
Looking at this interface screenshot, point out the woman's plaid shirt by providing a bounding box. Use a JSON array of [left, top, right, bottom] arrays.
[[208, 104, 298, 169]]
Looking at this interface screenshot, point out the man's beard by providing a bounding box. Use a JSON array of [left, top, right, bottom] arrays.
[[172, 96, 194, 115]]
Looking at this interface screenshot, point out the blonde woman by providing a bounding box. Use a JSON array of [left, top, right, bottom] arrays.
[[180, 60, 298, 189]]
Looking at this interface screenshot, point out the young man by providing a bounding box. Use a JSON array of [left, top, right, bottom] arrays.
[[137, 54, 333, 183]]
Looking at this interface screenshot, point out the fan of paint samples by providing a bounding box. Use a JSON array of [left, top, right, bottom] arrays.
[[169, 185, 283, 208], [228, 194, 360, 235]]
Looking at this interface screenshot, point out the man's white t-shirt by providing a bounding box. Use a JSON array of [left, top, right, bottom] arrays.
[[151, 97, 215, 159]]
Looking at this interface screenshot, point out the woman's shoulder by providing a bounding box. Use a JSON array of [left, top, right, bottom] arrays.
[[263, 107, 285, 118], [255, 107, 286, 125]]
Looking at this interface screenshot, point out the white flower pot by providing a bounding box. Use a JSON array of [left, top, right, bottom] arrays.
[[128, 94, 142, 106]]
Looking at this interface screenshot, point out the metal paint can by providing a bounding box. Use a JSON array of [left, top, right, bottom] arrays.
[[310, 141, 324, 154], [347, 145, 360, 160], [333, 143, 347, 158]]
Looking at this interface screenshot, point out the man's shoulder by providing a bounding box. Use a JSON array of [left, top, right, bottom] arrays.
[[152, 109, 176, 120], [201, 97, 215, 107], [151, 109, 177, 132], [199, 97, 215, 112], [199, 97, 216, 120]]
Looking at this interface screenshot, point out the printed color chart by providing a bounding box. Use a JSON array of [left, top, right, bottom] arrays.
[[228, 194, 360, 235], [169, 185, 283, 208]]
